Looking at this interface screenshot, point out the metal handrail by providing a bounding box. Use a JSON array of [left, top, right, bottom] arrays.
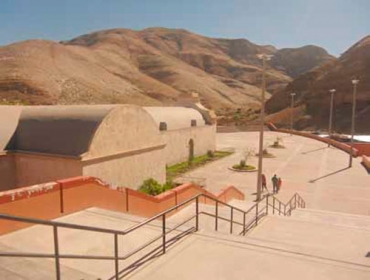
[[0, 191, 306, 279], [269, 193, 306, 216], [0, 193, 255, 279]]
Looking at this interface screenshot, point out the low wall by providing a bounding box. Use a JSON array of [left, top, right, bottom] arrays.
[[0, 176, 244, 235], [267, 123, 358, 157], [353, 143, 370, 156], [362, 156, 370, 170]]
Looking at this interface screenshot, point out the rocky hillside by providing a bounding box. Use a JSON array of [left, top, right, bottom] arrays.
[[266, 36, 370, 133], [0, 27, 332, 112], [271, 45, 335, 78]]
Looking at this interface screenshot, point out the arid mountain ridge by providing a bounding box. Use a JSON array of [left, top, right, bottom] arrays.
[[266, 35, 370, 133], [0, 27, 333, 114]]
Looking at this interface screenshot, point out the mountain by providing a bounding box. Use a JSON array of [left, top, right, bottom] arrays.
[[0, 27, 332, 112], [271, 45, 335, 78], [266, 36, 370, 133]]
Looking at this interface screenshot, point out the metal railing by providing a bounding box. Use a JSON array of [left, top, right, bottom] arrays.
[[0, 192, 305, 279], [267, 193, 306, 216]]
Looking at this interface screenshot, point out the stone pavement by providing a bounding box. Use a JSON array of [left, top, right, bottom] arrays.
[[129, 221, 370, 280], [184, 132, 370, 215]]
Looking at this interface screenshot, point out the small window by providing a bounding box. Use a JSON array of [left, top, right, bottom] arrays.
[[159, 122, 167, 131], [191, 119, 197, 127]]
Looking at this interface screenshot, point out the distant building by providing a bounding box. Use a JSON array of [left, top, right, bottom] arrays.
[[0, 102, 216, 191]]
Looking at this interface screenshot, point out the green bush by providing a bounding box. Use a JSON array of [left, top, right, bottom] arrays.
[[240, 160, 246, 167], [139, 178, 175, 196], [207, 150, 215, 158]]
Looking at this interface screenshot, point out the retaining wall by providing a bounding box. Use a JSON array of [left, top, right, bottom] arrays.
[[267, 123, 358, 157], [0, 176, 244, 235], [352, 143, 370, 156], [362, 156, 370, 170]]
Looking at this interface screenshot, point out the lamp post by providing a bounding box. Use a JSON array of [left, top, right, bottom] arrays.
[[328, 89, 336, 147], [256, 54, 272, 201], [349, 79, 359, 168], [290, 93, 296, 133]]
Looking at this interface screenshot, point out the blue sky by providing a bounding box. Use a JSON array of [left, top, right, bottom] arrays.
[[1, 0, 369, 56]]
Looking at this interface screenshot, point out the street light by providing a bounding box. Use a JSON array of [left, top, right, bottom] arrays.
[[256, 53, 272, 201], [328, 89, 336, 147], [290, 93, 296, 133], [349, 79, 359, 168]]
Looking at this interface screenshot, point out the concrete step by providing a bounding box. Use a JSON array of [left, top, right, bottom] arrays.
[[129, 229, 370, 280], [0, 244, 96, 280], [0, 208, 187, 280], [245, 215, 370, 267], [289, 208, 370, 230]]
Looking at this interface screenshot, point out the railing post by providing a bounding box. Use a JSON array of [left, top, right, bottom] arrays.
[[256, 202, 259, 225], [284, 204, 286, 216], [114, 233, 119, 280], [273, 197, 275, 214], [195, 196, 199, 232], [294, 195, 297, 209], [243, 212, 246, 234], [230, 208, 233, 234], [215, 201, 218, 231], [162, 214, 166, 254], [59, 183, 64, 214], [266, 195, 269, 215], [125, 188, 129, 213], [53, 226, 61, 280], [279, 201, 281, 215]]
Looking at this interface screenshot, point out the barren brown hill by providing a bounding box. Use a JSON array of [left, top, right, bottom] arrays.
[[0, 27, 332, 111], [271, 45, 335, 78], [266, 36, 370, 133]]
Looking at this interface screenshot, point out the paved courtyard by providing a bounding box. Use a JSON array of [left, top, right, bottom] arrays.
[[183, 132, 370, 215]]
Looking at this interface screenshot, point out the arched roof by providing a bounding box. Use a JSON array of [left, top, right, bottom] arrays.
[[143, 107, 206, 130], [6, 105, 117, 156]]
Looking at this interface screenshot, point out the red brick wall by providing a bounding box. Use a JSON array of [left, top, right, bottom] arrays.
[[0, 177, 245, 235]]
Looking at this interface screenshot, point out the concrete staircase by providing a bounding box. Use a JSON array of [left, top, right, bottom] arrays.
[[133, 204, 370, 280], [1, 200, 370, 279]]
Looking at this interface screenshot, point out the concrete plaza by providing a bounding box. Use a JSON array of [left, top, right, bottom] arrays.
[[183, 132, 370, 215], [1, 131, 369, 279]]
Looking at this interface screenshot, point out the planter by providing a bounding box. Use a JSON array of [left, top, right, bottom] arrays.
[[255, 153, 276, 158], [228, 165, 258, 172], [269, 144, 285, 149]]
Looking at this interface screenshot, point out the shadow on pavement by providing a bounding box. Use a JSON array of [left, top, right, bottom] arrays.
[[309, 167, 350, 183], [301, 147, 327, 155]]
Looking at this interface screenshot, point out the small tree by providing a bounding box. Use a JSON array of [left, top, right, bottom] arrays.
[[272, 136, 284, 148], [241, 148, 255, 166]]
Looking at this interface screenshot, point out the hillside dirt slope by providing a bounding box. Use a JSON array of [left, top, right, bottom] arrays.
[[0, 28, 333, 113], [266, 36, 370, 133]]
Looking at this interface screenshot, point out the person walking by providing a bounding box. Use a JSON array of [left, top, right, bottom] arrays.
[[278, 177, 282, 193], [272, 174, 278, 194], [261, 174, 268, 192]]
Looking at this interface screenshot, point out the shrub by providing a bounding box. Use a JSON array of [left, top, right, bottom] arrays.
[[207, 150, 215, 158], [139, 179, 164, 196], [162, 180, 175, 192], [240, 160, 246, 167], [139, 178, 175, 196]]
